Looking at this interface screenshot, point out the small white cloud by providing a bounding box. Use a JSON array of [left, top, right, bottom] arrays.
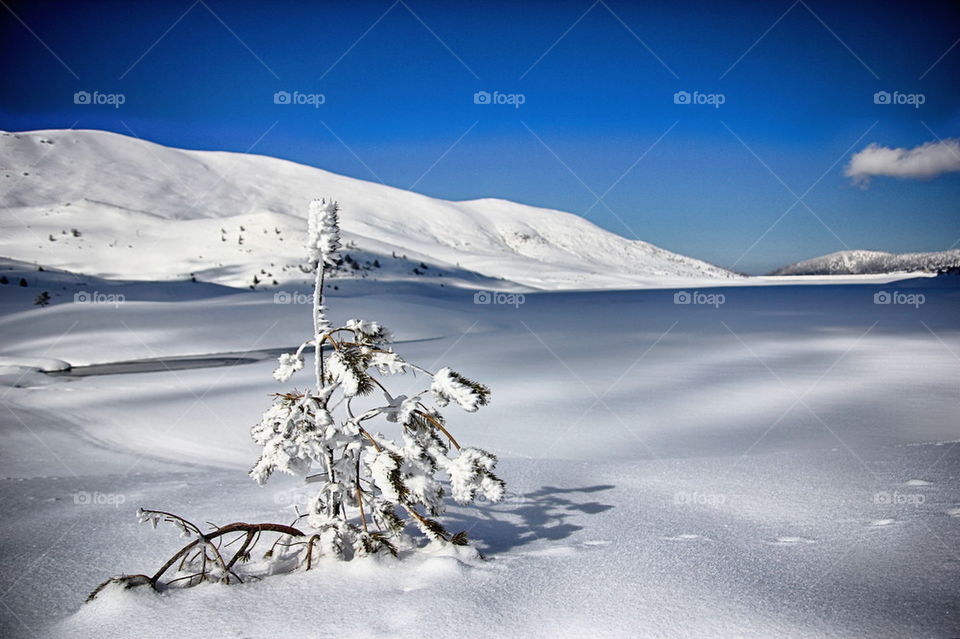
[[845, 138, 960, 186]]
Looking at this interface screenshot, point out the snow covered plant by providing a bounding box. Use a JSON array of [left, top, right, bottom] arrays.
[[249, 199, 504, 559], [87, 200, 502, 602]]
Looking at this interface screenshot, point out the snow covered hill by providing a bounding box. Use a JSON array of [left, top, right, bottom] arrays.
[[0, 129, 736, 290], [771, 249, 960, 276]]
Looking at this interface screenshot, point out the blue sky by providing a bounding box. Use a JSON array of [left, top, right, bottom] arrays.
[[2, 0, 959, 273]]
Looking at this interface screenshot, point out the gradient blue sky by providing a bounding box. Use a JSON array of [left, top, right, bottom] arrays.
[[2, 0, 959, 273]]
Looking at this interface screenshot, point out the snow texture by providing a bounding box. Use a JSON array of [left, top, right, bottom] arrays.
[[1, 266, 957, 638]]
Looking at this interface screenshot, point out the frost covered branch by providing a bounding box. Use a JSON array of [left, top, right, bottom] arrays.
[[87, 509, 308, 601]]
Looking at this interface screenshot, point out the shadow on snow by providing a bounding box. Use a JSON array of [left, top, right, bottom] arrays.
[[443, 484, 616, 554]]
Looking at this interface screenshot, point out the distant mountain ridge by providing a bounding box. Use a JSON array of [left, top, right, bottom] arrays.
[[0, 129, 736, 290], [771, 249, 960, 276]]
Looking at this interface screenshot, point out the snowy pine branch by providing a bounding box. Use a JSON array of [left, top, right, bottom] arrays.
[[307, 199, 341, 268]]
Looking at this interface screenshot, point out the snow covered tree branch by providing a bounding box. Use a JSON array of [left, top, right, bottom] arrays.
[[88, 509, 308, 600]]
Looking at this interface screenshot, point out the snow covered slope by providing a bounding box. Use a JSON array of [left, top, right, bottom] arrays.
[[0, 129, 735, 290], [772, 249, 960, 275]]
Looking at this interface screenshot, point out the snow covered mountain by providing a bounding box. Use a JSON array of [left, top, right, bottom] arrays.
[[0, 129, 735, 290], [771, 249, 960, 276]]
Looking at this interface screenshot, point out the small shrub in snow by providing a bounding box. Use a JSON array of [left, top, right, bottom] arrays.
[[250, 199, 503, 558], [89, 199, 503, 600]]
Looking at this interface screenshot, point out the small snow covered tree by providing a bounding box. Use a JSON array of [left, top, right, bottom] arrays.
[[249, 199, 504, 558], [88, 200, 504, 600]]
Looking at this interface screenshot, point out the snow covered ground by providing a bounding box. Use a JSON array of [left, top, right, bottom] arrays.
[[1, 263, 958, 637]]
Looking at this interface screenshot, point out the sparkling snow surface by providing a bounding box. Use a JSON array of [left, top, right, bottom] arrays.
[[1, 264, 958, 638]]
